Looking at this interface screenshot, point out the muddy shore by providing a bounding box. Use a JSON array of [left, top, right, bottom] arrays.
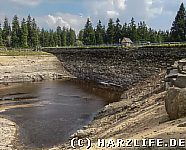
[[0, 55, 72, 150]]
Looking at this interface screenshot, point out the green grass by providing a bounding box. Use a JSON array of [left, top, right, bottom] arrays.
[[0, 50, 51, 56], [141, 43, 186, 48], [43, 45, 138, 51], [43, 45, 122, 49]]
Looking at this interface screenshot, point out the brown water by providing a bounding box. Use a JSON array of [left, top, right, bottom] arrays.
[[0, 80, 121, 149]]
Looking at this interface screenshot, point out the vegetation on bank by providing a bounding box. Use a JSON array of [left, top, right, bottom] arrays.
[[142, 43, 186, 48], [43, 45, 122, 49], [0, 50, 50, 56], [43, 43, 186, 50]]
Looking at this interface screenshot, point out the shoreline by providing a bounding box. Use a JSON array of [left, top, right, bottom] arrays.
[[1, 53, 186, 150], [1, 68, 186, 150], [0, 57, 167, 149], [0, 78, 125, 150], [0, 55, 72, 83], [0, 54, 72, 150], [48, 71, 169, 150]]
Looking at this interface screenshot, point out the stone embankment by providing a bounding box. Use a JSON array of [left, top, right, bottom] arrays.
[[165, 58, 186, 120], [0, 55, 72, 83], [44, 47, 186, 91]]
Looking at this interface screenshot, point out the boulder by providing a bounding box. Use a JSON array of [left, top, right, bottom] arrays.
[[165, 87, 186, 120]]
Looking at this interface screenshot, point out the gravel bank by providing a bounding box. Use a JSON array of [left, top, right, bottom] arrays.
[[0, 118, 16, 150], [0, 55, 72, 83]]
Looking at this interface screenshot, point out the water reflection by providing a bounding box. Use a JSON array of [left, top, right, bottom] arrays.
[[0, 79, 122, 149]]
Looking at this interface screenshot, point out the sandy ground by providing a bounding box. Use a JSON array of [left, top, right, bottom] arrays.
[[0, 55, 71, 83], [0, 98, 42, 150], [0, 117, 16, 150]]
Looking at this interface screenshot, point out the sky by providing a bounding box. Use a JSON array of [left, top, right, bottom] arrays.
[[0, 0, 185, 32]]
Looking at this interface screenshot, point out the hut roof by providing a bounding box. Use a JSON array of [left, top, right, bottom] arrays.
[[122, 37, 133, 43]]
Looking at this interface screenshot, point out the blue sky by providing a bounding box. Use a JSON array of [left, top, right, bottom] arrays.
[[0, 0, 185, 32]]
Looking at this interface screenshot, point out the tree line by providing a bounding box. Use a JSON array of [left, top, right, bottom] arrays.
[[79, 18, 170, 45], [0, 15, 76, 48], [80, 3, 186, 45], [0, 3, 185, 48], [170, 3, 186, 42]]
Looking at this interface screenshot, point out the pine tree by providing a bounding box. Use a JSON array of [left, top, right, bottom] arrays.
[[129, 17, 138, 41], [31, 18, 39, 48], [2, 17, 11, 47], [83, 18, 95, 45], [21, 18, 28, 48], [67, 28, 76, 46], [0, 24, 3, 46], [66, 29, 70, 46], [137, 21, 148, 42], [170, 3, 186, 41], [95, 20, 104, 45], [27, 15, 32, 47], [56, 26, 62, 46], [122, 23, 129, 38], [11, 15, 21, 48], [102, 26, 107, 44], [39, 28, 45, 47], [114, 18, 122, 44], [44, 30, 50, 47], [49, 30, 55, 47], [61, 27, 67, 46], [106, 18, 115, 44], [53, 31, 58, 46], [78, 29, 84, 42]]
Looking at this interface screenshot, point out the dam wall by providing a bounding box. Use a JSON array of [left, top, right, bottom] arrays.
[[43, 47, 186, 90]]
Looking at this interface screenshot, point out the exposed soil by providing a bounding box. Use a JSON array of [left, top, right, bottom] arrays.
[[0, 55, 72, 83]]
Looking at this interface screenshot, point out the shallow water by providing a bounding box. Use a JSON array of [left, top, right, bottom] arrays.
[[0, 80, 121, 148]]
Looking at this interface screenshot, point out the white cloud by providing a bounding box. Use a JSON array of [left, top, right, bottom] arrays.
[[84, 0, 176, 30], [107, 10, 119, 18], [116, 0, 126, 10], [87, 0, 126, 19], [37, 13, 87, 32], [0, 12, 7, 25], [10, 0, 42, 6], [47, 15, 70, 28]]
